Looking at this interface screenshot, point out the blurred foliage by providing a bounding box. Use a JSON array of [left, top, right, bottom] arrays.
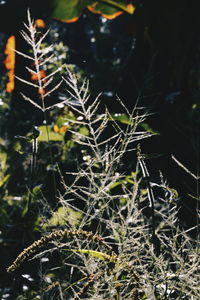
[[51, 0, 135, 22], [43, 206, 82, 228], [0, 0, 135, 34]]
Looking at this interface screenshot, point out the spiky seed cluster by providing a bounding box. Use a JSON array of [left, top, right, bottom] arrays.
[[7, 229, 112, 273], [41, 281, 60, 294], [131, 288, 139, 300], [76, 257, 139, 298], [76, 273, 102, 298]]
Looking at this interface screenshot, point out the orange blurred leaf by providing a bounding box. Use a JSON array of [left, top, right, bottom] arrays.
[[4, 35, 15, 93], [126, 3, 135, 14], [31, 70, 46, 81], [35, 19, 46, 28], [38, 87, 45, 95], [53, 124, 68, 133], [53, 124, 60, 133], [60, 16, 80, 23], [59, 125, 68, 133], [88, 5, 123, 19], [101, 11, 123, 19]]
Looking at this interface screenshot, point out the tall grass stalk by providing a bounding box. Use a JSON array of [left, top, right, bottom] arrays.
[[15, 10, 65, 203]]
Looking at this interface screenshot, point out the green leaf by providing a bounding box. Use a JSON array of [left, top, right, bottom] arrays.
[[43, 206, 82, 228], [37, 125, 64, 142], [139, 122, 159, 135], [99, 0, 135, 14], [109, 174, 135, 191], [88, 1, 135, 19], [0, 174, 10, 188], [51, 0, 93, 22], [51, 0, 135, 22], [65, 248, 111, 260], [79, 126, 89, 136], [109, 181, 124, 190], [14, 141, 25, 154], [109, 113, 134, 125]]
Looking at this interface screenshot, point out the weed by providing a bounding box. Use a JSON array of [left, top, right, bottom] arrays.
[[5, 11, 200, 300]]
